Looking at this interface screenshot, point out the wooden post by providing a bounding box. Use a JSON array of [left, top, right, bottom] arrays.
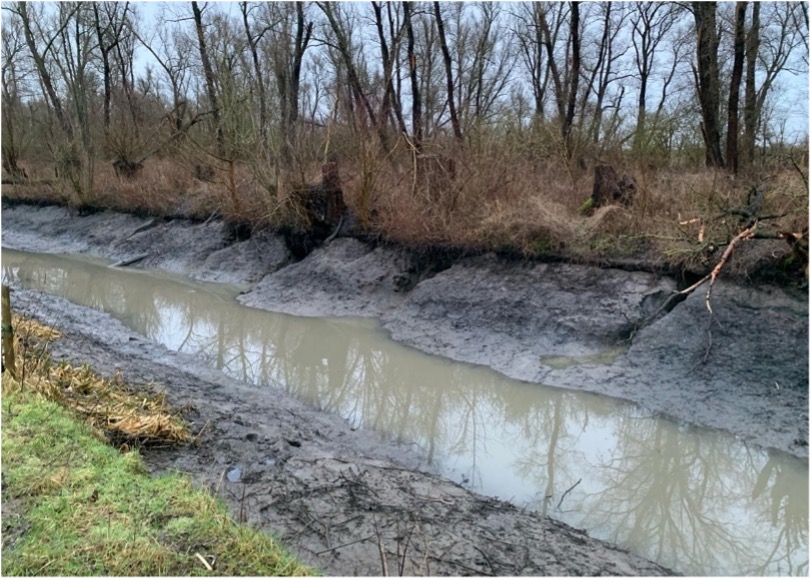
[[2, 284, 16, 379]]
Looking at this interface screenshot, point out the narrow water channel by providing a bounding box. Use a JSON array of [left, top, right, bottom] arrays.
[[2, 248, 808, 576]]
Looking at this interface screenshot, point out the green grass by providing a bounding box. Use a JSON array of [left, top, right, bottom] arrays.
[[1, 384, 313, 576]]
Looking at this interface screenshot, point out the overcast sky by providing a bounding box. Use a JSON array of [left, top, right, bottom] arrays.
[[130, 1, 809, 142]]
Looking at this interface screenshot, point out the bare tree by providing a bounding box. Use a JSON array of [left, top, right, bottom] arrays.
[[513, 2, 552, 125], [536, 2, 581, 156], [742, 2, 806, 164], [563, 1, 581, 156], [268, 2, 313, 161], [631, 2, 679, 151], [240, 2, 269, 141], [692, 2, 725, 167], [318, 2, 383, 147], [92, 2, 130, 133], [191, 1, 224, 156], [726, 2, 747, 173], [403, 2, 422, 150], [371, 2, 407, 142], [1, 11, 30, 179], [579, 2, 630, 145], [433, 1, 463, 143], [456, 3, 516, 131], [15, 2, 75, 140]]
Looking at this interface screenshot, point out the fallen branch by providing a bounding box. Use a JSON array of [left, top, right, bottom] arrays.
[[126, 219, 159, 239], [704, 221, 758, 313], [109, 253, 149, 268], [645, 221, 759, 324]]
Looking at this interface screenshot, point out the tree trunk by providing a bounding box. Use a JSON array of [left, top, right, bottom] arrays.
[[434, 2, 463, 144], [92, 2, 113, 132], [191, 1, 224, 157], [743, 2, 760, 167], [288, 3, 312, 146], [726, 2, 747, 174], [17, 2, 74, 140], [372, 2, 399, 142], [404, 2, 422, 152], [240, 2, 267, 141], [692, 2, 724, 168], [562, 1, 581, 157]]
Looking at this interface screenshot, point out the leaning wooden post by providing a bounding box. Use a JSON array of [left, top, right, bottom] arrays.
[[2, 284, 16, 379]]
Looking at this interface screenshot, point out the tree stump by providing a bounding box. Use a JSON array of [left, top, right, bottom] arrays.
[[590, 164, 637, 210], [321, 161, 347, 222], [113, 158, 144, 180], [193, 164, 215, 182]]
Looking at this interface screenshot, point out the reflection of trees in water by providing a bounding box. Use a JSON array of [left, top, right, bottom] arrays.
[[749, 452, 809, 576], [3, 254, 164, 337], [11, 252, 808, 576], [574, 414, 808, 576]]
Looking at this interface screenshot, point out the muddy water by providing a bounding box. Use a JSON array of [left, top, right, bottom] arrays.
[[3, 249, 808, 576]]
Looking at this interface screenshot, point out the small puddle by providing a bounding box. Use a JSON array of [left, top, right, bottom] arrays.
[[2, 249, 808, 576], [540, 346, 626, 369]]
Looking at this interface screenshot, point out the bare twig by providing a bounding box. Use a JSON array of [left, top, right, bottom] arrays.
[[398, 520, 417, 576], [374, 520, 389, 576], [789, 154, 809, 190], [646, 221, 758, 326], [313, 534, 374, 556], [473, 545, 497, 576], [238, 483, 247, 524], [194, 553, 213, 571], [556, 478, 582, 510]]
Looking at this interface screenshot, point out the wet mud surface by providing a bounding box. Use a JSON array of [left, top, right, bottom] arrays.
[[2, 202, 809, 574], [7, 287, 674, 576]]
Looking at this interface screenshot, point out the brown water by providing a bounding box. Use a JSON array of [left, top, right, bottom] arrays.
[[3, 248, 808, 576]]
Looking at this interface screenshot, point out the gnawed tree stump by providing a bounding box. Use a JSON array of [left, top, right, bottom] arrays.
[[193, 163, 216, 182], [113, 158, 144, 180], [321, 161, 347, 223], [590, 164, 637, 210], [284, 162, 351, 257]]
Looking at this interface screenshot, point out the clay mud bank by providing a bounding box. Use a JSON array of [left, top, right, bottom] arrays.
[[2, 202, 807, 460], [6, 285, 679, 576]]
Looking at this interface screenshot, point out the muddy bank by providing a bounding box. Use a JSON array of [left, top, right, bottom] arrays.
[[1, 203, 289, 287], [2, 202, 808, 462], [380, 254, 809, 458], [7, 286, 674, 576]]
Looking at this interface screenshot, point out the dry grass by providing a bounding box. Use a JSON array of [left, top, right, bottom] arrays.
[[6, 314, 193, 447], [3, 140, 807, 275]]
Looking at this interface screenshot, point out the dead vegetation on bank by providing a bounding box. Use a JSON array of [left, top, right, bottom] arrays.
[[3, 313, 193, 447], [4, 149, 807, 281]]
